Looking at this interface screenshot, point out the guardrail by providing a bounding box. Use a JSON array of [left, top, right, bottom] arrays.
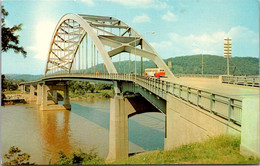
[[175, 74, 220, 78], [222, 75, 259, 87], [21, 73, 242, 125]]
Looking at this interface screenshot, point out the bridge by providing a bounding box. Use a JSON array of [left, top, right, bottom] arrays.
[[19, 14, 259, 160]]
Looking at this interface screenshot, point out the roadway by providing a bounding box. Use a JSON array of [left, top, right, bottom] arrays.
[[162, 77, 259, 100]]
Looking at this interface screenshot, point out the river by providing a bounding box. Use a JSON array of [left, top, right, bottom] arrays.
[[1, 98, 165, 164]]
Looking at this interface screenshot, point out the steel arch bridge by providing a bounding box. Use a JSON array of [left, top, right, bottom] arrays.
[[45, 14, 174, 79]]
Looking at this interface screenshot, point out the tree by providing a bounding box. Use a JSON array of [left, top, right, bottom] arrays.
[[1, 5, 27, 57], [3, 146, 35, 165], [1, 74, 18, 91]]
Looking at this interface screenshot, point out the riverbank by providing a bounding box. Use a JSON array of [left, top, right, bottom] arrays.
[[55, 135, 259, 165], [107, 135, 259, 165], [3, 89, 113, 102]]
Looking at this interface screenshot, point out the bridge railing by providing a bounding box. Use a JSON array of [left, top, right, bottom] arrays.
[[28, 73, 242, 125], [221, 75, 259, 87], [175, 74, 220, 79], [132, 75, 242, 125]]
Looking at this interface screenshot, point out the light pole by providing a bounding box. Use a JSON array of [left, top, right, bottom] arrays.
[[224, 37, 232, 75], [192, 43, 204, 75]]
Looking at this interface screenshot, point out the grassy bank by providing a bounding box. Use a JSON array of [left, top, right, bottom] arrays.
[[108, 135, 259, 165]]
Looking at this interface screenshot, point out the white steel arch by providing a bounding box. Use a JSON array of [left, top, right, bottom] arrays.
[[45, 13, 175, 79]]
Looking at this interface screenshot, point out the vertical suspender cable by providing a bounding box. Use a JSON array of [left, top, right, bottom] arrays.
[[78, 41, 81, 73], [119, 28, 121, 73], [103, 24, 106, 73], [81, 37, 84, 73], [97, 50, 99, 72], [129, 32, 131, 73], [91, 42, 93, 73], [94, 45, 96, 73], [86, 34, 88, 73]]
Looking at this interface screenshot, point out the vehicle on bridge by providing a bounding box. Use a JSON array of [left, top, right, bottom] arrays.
[[144, 68, 166, 78]]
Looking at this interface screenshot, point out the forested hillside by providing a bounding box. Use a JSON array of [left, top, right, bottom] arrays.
[[166, 54, 259, 75], [92, 54, 259, 75]]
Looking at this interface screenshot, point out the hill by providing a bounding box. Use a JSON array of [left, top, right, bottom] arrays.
[[4, 74, 43, 81], [166, 54, 259, 75], [92, 54, 259, 75]]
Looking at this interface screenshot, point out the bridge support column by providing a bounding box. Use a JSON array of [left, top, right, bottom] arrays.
[[29, 85, 36, 102], [39, 84, 48, 111], [52, 90, 58, 104], [21, 85, 25, 93], [240, 97, 260, 158], [106, 95, 129, 161], [36, 84, 42, 105], [63, 85, 71, 110]]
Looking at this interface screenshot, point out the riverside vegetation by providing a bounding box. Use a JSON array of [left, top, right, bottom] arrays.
[[50, 135, 260, 164], [67, 81, 113, 99], [4, 135, 259, 165]]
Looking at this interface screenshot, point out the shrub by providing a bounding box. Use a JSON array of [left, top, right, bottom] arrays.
[[54, 149, 103, 165], [3, 146, 35, 165], [101, 92, 111, 98]]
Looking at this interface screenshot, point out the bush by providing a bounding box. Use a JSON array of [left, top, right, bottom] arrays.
[[3, 146, 35, 165], [101, 92, 111, 98], [55, 149, 103, 165]]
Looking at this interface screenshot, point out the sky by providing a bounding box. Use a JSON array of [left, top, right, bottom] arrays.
[[1, 0, 259, 75]]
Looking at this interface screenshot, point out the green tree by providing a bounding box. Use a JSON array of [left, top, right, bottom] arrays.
[[1, 74, 18, 91], [1, 5, 27, 56]]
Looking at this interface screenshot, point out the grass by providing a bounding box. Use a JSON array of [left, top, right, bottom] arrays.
[[108, 135, 259, 165], [3, 90, 22, 94]]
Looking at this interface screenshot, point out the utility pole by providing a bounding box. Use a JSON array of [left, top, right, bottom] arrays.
[[224, 37, 232, 75]]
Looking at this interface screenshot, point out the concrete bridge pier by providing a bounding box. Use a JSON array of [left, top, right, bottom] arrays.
[[36, 84, 42, 105], [63, 85, 71, 110], [20, 85, 26, 93], [29, 85, 36, 102], [38, 83, 71, 111], [39, 84, 49, 111], [106, 95, 129, 161], [53, 91, 58, 104], [106, 94, 159, 161], [49, 90, 58, 104]]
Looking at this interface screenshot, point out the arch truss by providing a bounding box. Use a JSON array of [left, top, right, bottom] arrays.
[[45, 14, 174, 79]]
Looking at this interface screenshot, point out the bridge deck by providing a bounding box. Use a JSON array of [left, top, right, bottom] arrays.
[[163, 77, 259, 100]]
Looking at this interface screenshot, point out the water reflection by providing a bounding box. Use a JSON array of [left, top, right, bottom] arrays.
[[129, 114, 165, 150], [37, 110, 72, 163]]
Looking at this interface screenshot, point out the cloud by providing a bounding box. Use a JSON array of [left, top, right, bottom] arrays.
[[162, 11, 177, 22], [151, 26, 258, 58], [150, 41, 172, 48], [78, 0, 94, 6], [105, 0, 167, 9], [133, 14, 151, 23], [28, 19, 56, 61]]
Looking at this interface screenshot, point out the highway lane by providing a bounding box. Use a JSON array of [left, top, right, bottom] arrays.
[[162, 77, 259, 100]]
